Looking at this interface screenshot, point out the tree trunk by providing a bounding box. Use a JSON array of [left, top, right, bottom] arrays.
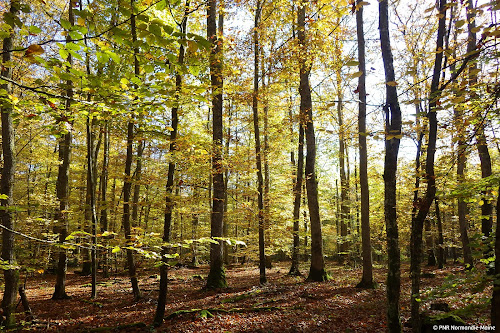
[[153, 1, 189, 326], [0, 0, 20, 326], [122, 0, 142, 301], [337, 73, 349, 263], [379, 0, 402, 330], [410, 1, 446, 331], [289, 106, 304, 276], [132, 140, 145, 227], [100, 121, 110, 277], [467, 0, 493, 238], [297, 2, 328, 282], [53, 0, 74, 301], [252, 0, 266, 285], [355, 0, 374, 288], [435, 199, 444, 269], [205, 0, 227, 289], [491, 185, 500, 326]]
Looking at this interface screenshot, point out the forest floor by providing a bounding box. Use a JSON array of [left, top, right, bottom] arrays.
[[7, 261, 491, 332]]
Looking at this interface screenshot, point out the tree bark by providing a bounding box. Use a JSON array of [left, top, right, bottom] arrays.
[[132, 140, 145, 227], [337, 73, 349, 263], [252, 0, 267, 285], [289, 107, 304, 276], [379, 0, 402, 330], [122, 0, 142, 301], [205, 0, 227, 289], [53, 0, 74, 301], [435, 199, 444, 269], [467, 0, 493, 238], [410, 1, 446, 331], [355, 0, 374, 288], [491, 185, 500, 326], [297, 1, 328, 282], [0, 0, 20, 326], [153, 1, 189, 326]]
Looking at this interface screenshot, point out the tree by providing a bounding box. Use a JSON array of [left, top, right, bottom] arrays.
[[52, 0, 75, 301], [492, 185, 500, 325], [298, 0, 328, 282], [154, 0, 190, 326], [355, 0, 374, 289], [205, 0, 227, 289], [410, 0, 447, 330], [0, 0, 20, 326], [379, 0, 402, 330], [252, 0, 267, 285], [121, 0, 142, 301], [467, 0, 493, 238]]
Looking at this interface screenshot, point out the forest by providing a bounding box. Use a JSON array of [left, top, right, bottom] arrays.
[[0, 0, 499, 331]]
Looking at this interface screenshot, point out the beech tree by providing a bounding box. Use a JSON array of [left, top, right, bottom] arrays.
[[205, 0, 227, 289], [355, 0, 374, 289], [298, 0, 328, 282], [52, 0, 75, 301], [0, 0, 20, 326], [379, 0, 402, 330]]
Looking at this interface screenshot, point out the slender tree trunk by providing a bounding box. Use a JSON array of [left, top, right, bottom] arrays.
[[289, 106, 304, 276], [0, 0, 20, 326], [355, 0, 374, 288], [297, 2, 328, 282], [491, 185, 500, 325], [410, 1, 446, 331], [132, 140, 145, 227], [100, 121, 110, 277], [205, 0, 227, 289], [435, 199, 444, 269], [153, 1, 189, 326], [337, 74, 349, 262], [467, 0, 493, 238], [122, 0, 142, 301], [53, 0, 74, 301], [252, 0, 266, 285], [379, 0, 402, 330]]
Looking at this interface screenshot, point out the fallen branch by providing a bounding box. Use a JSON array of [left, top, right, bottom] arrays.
[[167, 306, 302, 319], [88, 322, 146, 332]]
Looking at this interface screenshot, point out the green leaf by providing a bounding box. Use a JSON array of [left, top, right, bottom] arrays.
[[29, 25, 42, 35], [156, 0, 166, 10], [188, 65, 200, 77], [149, 23, 162, 37], [60, 19, 71, 30], [106, 51, 120, 64], [345, 60, 359, 66], [0, 194, 8, 200]]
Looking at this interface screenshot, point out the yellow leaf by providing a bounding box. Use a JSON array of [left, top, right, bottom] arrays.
[[77, 17, 85, 26], [350, 71, 363, 78], [386, 81, 398, 86], [25, 44, 44, 57], [478, 200, 484, 206]]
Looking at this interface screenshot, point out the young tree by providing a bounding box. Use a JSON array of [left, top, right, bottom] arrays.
[[355, 0, 374, 289], [298, 0, 328, 282], [121, 0, 142, 301], [0, 0, 20, 326], [379, 0, 402, 330], [410, 0, 447, 329], [154, 0, 189, 326], [53, 0, 75, 301], [205, 0, 228, 289], [252, 0, 267, 285]]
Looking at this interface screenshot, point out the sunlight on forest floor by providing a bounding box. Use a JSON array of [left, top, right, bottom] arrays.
[[14, 262, 491, 332]]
